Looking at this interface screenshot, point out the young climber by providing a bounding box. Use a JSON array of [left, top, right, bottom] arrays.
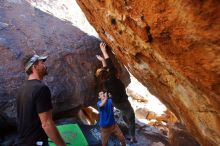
[[96, 42, 137, 143], [97, 90, 126, 146]]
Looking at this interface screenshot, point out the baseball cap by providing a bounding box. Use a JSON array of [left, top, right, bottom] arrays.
[[25, 54, 48, 72]]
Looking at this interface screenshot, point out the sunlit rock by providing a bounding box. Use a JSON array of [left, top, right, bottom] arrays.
[[76, 0, 220, 145]]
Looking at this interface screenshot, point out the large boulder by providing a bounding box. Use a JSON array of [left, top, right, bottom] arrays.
[[76, 0, 220, 145], [0, 0, 129, 127]]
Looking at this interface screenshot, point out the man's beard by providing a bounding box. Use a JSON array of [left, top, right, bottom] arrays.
[[38, 67, 48, 78]]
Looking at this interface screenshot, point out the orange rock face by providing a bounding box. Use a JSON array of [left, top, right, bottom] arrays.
[[76, 0, 220, 145]]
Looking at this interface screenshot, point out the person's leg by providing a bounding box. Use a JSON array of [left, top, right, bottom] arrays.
[[112, 124, 126, 146], [127, 108, 136, 142], [113, 101, 129, 123], [100, 127, 111, 146], [116, 101, 136, 142]]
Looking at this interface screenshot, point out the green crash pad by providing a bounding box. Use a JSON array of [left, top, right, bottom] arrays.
[[48, 124, 88, 146]]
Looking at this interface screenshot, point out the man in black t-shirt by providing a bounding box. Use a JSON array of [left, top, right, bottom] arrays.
[[15, 54, 66, 146]]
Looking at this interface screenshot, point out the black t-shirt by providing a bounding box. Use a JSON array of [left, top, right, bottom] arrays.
[[16, 79, 52, 146], [105, 58, 128, 103]]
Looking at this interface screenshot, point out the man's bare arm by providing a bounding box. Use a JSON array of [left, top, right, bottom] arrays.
[[100, 42, 109, 59], [38, 110, 66, 146], [99, 97, 108, 107], [99, 92, 108, 107], [96, 55, 107, 67]]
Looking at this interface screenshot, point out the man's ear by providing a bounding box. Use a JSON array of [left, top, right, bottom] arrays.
[[32, 64, 37, 71], [32, 64, 35, 69]]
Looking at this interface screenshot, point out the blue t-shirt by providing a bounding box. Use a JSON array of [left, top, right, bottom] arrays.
[[97, 98, 115, 127]]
